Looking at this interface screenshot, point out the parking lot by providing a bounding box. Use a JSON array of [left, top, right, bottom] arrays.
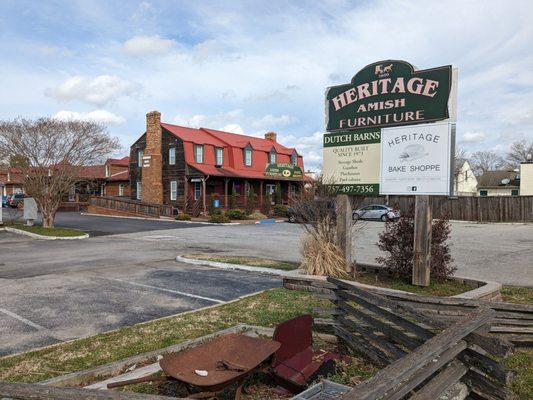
[[0, 213, 532, 356]]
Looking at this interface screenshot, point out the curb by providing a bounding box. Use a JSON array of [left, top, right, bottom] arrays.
[[5, 226, 89, 240], [176, 255, 301, 277], [81, 212, 242, 226]]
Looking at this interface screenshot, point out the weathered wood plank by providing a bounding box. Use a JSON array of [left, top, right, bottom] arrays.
[[338, 309, 494, 400], [463, 370, 519, 400], [334, 325, 392, 367], [0, 381, 181, 400], [407, 360, 469, 400], [336, 298, 422, 350], [412, 195, 432, 286], [458, 349, 515, 386]]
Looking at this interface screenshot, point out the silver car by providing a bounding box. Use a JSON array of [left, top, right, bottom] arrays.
[[352, 204, 400, 222]]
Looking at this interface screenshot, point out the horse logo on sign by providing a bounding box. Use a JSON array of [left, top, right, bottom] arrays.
[[375, 63, 393, 77]]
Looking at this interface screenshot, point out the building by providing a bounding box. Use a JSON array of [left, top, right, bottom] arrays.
[[0, 168, 24, 196], [103, 157, 130, 197], [453, 161, 478, 196], [519, 161, 533, 196], [476, 170, 520, 197], [130, 111, 305, 213]]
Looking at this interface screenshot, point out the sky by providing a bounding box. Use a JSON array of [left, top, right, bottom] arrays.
[[1, 0, 532, 171]]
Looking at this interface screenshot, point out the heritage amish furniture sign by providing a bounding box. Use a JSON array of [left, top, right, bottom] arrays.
[[325, 60, 453, 131], [322, 128, 381, 195], [264, 163, 303, 179], [380, 122, 454, 195]]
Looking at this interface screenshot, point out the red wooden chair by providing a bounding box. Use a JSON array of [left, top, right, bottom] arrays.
[[271, 314, 345, 394]]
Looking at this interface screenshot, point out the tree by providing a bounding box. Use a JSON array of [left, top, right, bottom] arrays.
[[0, 118, 119, 228], [454, 146, 468, 175], [506, 139, 533, 168], [470, 150, 504, 176], [275, 182, 282, 205]]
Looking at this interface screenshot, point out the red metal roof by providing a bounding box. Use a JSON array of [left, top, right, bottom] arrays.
[[200, 128, 296, 155], [106, 156, 130, 167], [161, 124, 228, 147]]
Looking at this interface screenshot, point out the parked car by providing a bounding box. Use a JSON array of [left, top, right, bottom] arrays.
[[1, 195, 9, 207], [286, 199, 336, 223], [352, 204, 400, 222], [8, 193, 25, 208]]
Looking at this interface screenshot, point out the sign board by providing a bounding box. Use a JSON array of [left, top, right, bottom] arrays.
[[379, 122, 454, 195], [23, 197, 38, 221], [325, 60, 453, 132], [322, 128, 381, 195], [142, 155, 151, 168], [265, 163, 303, 179]]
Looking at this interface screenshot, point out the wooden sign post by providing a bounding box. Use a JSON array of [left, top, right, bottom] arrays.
[[412, 195, 432, 286], [336, 194, 353, 273]]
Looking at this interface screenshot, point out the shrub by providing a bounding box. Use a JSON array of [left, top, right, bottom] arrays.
[[209, 213, 230, 223], [248, 211, 267, 220], [262, 193, 272, 216], [273, 204, 288, 217], [300, 233, 348, 278], [230, 186, 237, 209], [225, 209, 247, 220], [207, 194, 221, 216], [175, 213, 191, 221], [275, 183, 282, 205], [376, 214, 456, 282], [245, 186, 256, 215]]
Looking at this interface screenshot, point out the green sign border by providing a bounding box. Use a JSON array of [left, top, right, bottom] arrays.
[[323, 128, 381, 148], [328, 184, 379, 196]]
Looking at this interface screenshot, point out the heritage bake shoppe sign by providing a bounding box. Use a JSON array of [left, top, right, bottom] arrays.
[[323, 60, 457, 195]]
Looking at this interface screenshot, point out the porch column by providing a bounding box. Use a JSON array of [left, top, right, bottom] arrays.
[[184, 178, 189, 212], [202, 178, 207, 214], [224, 179, 229, 209], [259, 181, 264, 209]]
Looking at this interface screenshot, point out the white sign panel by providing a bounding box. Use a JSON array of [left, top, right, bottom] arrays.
[[379, 122, 453, 195]]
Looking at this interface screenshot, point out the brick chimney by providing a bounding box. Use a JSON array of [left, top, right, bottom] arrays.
[[265, 131, 277, 142], [141, 111, 164, 204]]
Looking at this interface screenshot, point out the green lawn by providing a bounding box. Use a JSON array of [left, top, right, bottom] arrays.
[[501, 286, 533, 305], [7, 222, 85, 237], [184, 254, 300, 271], [352, 273, 474, 297]]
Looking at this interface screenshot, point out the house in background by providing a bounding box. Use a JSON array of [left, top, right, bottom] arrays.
[[519, 161, 533, 196], [129, 111, 305, 213], [453, 161, 478, 196], [0, 168, 24, 196], [476, 170, 520, 197], [103, 157, 130, 197]]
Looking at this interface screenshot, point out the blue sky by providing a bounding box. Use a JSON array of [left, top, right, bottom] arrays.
[[1, 0, 532, 170]]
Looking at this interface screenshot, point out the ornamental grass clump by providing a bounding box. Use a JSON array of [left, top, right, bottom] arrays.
[[376, 213, 456, 282]]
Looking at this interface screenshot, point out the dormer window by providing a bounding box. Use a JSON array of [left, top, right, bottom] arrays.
[[105, 165, 110, 177], [138, 150, 143, 167], [291, 151, 298, 166], [269, 148, 277, 164], [244, 145, 252, 166], [215, 148, 223, 166], [194, 145, 204, 163]]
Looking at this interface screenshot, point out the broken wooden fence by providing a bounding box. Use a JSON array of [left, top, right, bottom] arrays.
[[318, 278, 521, 400]]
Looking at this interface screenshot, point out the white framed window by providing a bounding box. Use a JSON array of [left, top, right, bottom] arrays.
[[119, 184, 125, 196], [291, 152, 298, 166], [169, 147, 176, 165], [269, 149, 276, 164], [136, 181, 142, 200], [194, 182, 202, 200], [100, 185, 106, 196], [244, 147, 252, 166], [215, 147, 223, 166], [138, 150, 144, 167], [170, 181, 177, 201], [194, 145, 204, 163], [105, 165, 110, 177]]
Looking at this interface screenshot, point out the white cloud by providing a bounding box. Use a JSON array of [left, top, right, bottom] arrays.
[[53, 110, 125, 125], [220, 123, 243, 134], [250, 114, 295, 129], [46, 75, 138, 106], [123, 35, 175, 56], [461, 131, 486, 143], [35, 45, 73, 57]]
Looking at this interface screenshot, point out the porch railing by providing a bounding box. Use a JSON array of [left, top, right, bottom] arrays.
[[89, 196, 174, 218]]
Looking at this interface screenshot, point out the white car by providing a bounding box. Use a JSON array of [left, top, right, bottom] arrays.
[[352, 204, 401, 222]]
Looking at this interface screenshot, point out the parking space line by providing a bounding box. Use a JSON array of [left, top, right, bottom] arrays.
[[105, 278, 224, 303], [0, 307, 48, 331]]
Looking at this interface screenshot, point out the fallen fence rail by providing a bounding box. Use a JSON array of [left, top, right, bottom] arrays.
[[89, 196, 174, 218]]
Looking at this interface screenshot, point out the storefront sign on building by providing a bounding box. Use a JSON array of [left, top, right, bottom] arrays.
[[322, 128, 381, 195], [379, 122, 454, 195], [325, 60, 454, 132], [265, 163, 303, 179]]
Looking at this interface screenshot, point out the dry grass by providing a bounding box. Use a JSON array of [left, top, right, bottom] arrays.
[[300, 232, 349, 278]]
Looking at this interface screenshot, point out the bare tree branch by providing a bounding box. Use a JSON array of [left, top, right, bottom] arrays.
[[0, 117, 120, 227]]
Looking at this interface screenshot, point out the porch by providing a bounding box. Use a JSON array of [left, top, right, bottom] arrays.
[[185, 176, 302, 215]]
